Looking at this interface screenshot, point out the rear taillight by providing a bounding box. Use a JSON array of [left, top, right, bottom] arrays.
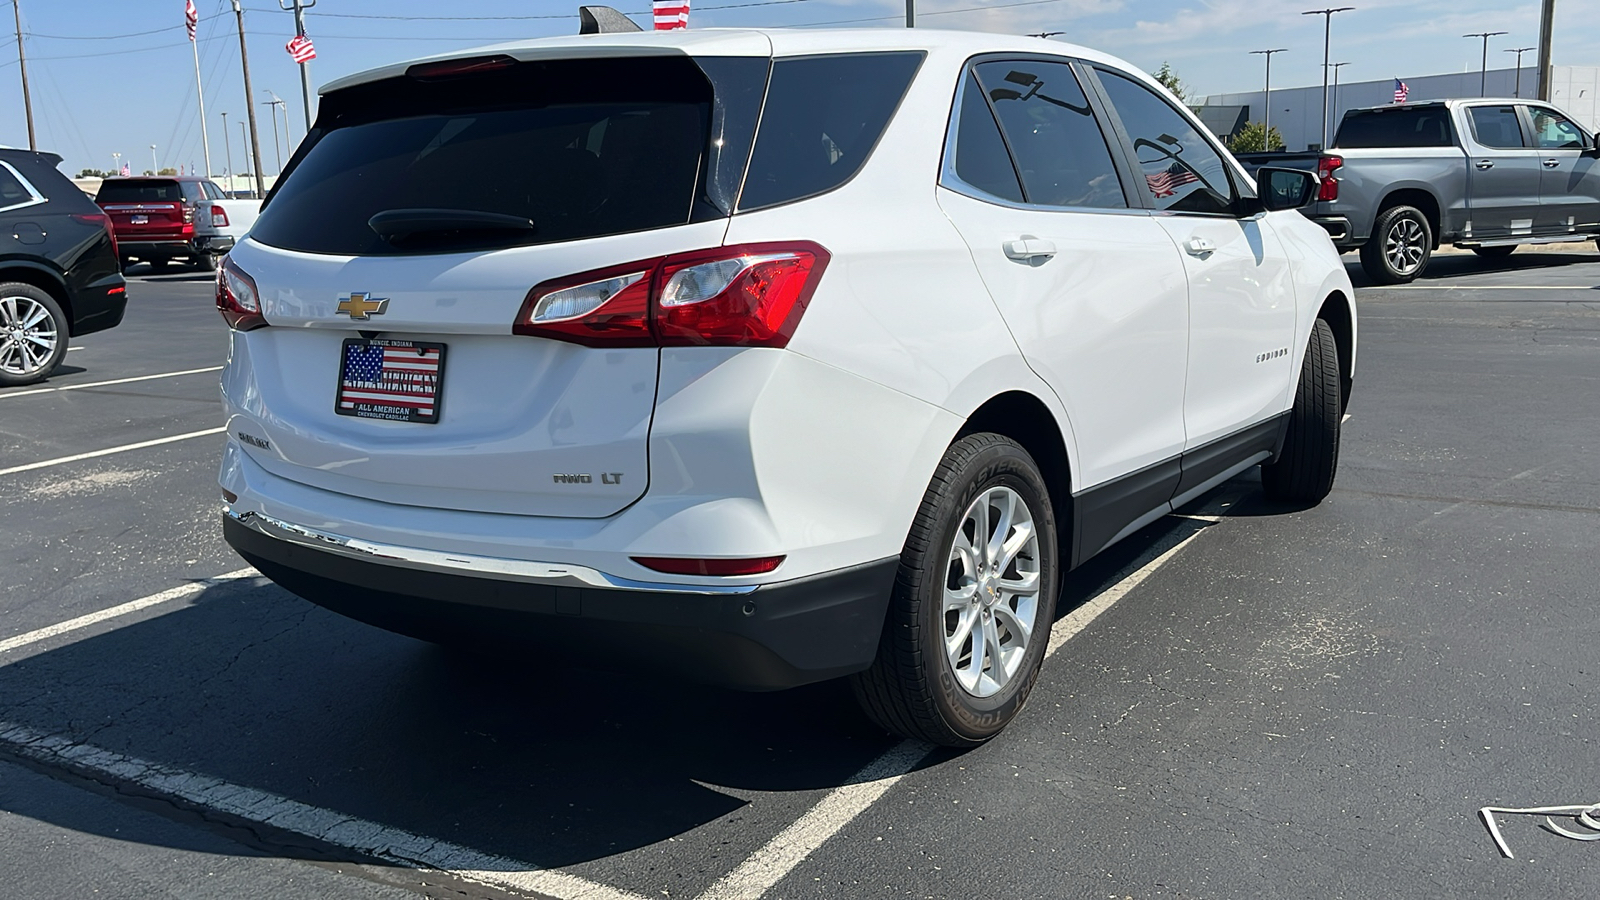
[[514, 242, 830, 349], [1316, 155, 1343, 202], [71, 212, 116, 257], [182, 205, 196, 225], [211, 204, 229, 227], [216, 256, 266, 331]]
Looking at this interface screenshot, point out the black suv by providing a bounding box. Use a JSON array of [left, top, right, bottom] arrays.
[[0, 149, 125, 386]]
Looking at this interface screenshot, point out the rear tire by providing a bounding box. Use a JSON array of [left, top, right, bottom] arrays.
[[1472, 245, 1516, 259], [1360, 205, 1432, 284], [0, 283, 69, 387], [851, 434, 1059, 748], [194, 253, 218, 272], [1262, 318, 1342, 504]]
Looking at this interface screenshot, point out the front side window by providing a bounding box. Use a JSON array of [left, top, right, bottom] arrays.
[[1096, 69, 1234, 215], [972, 60, 1125, 209], [1529, 108, 1585, 150], [1468, 106, 1526, 149]]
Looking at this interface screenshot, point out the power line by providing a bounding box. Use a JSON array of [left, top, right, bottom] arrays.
[[797, 0, 1088, 28]]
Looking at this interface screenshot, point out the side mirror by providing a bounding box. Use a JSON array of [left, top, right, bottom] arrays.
[[1257, 166, 1319, 211]]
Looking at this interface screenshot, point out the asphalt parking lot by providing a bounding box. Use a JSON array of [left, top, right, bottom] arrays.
[[3, 246, 1599, 899]]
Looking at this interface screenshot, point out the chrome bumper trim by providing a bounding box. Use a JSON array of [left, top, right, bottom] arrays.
[[226, 508, 758, 596]]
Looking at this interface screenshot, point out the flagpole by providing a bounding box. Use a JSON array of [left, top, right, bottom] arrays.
[[190, 31, 213, 179]]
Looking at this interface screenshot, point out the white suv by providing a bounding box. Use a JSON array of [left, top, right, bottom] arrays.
[[217, 27, 1355, 746]]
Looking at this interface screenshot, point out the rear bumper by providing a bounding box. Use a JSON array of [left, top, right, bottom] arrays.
[[1308, 215, 1354, 247], [117, 235, 233, 258], [223, 510, 896, 691]]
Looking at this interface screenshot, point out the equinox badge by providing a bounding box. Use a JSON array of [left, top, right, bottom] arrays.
[[336, 292, 390, 320]]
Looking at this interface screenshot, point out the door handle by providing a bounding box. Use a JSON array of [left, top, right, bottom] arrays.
[[1183, 236, 1217, 257], [1475, 160, 1495, 169], [1003, 238, 1056, 261], [1544, 158, 1562, 168]]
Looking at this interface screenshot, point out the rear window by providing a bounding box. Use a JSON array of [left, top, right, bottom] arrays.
[[738, 52, 923, 212], [251, 57, 721, 256], [96, 180, 184, 203], [1334, 107, 1455, 148]]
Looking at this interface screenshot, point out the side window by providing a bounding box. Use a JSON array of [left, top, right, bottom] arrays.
[[1469, 106, 1527, 149], [1095, 68, 1236, 215], [951, 71, 1024, 203], [0, 165, 35, 210], [1529, 108, 1585, 150], [203, 181, 225, 200], [973, 60, 1125, 209]]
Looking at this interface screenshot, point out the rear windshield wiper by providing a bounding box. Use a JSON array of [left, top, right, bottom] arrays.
[[368, 208, 536, 243]]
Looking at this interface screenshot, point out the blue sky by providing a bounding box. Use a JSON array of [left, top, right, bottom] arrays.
[[5, 0, 1594, 177]]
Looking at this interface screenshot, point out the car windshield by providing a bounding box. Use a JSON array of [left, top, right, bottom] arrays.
[[96, 180, 184, 203]]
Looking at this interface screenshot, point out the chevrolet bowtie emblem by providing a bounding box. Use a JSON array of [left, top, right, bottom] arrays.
[[336, 292, 389, 320]]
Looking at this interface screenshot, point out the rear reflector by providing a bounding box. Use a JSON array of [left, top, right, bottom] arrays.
[[107, 286, 125, 295], [632, 556, 786, 577], [514, 242, 830, 349], [216, 256, 267, 331]]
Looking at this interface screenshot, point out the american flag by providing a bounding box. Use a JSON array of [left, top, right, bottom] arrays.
[[654, 0, 690, 30], [340, 344, 441, 418], [286, 33, 317, 63], [1393, 79, 1409, 103], [184, 0, 197, 41], [1145, 163, 1201, 199]]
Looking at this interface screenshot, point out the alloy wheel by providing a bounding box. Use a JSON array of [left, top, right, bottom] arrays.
[[942, 486, 1042, 698], [0, 295, 58, 377], [1384, 218, 1427, 276]]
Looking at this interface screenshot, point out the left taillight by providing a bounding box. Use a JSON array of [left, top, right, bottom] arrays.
[[216, 256, 266, 331], [513, 242, 830, 350], [210, 204, 230, 227]]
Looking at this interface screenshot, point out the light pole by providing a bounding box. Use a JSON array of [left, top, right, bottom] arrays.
[[1250, 49, 1288, 151], [1505, 46, 1536, 97], [1464, 31, 1508, 97], [1303, 7, 1355, 150], [1329, 62, 1350, 137], [238, 121, 252, 197], [220, 111, 235, 194], [262, 94, 283, 175], [150, 144, 158, 175], [111, 152, 120, 176]]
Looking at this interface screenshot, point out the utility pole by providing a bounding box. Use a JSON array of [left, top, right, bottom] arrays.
[[279, 0, 316, 129], [1464, 32, 1507, 97], [1250, 49, 1288, 151], [1505, 46, 1536, 98], [1536, 0, 1555, 101], [230, 0, 266, 199], [1302, 8, 1355, 151], [262, 94, 283, 175], [10, 0, 34, 151], [905, 0, 913, 27], [220, 111, 234, 194], [1329, 61, 1350, 136]]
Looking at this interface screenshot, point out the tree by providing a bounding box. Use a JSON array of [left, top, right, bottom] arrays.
[[1228, 121, 1285, 153], [1154, 62, 1188, 102], [76, 167, 113, 178], [157, 167, 178, 176]]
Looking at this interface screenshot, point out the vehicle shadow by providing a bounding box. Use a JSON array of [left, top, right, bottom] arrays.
[[1342, 247, 1600, 288]]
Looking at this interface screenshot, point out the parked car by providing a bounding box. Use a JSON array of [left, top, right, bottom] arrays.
[[216, 26, 1356, 746], [1235, 99, 1600, 283], [0, 148, 125, 387], [94, 176, 260, 272]]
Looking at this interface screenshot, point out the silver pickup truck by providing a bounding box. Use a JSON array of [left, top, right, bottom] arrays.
[[1236, 99, 1600, 283]]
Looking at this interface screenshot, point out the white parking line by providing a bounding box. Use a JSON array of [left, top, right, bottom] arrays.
[[0, 427, 226, 478], [1377, 284, 1595, 291], [0, 720, 650, 900], [0, 366, 222, 400], [0, 569, 257, 656]]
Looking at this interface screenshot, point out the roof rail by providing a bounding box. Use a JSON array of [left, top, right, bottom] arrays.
[[578, 6, 642, 34]]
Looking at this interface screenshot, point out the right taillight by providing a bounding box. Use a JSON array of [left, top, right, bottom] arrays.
[[513, 242, 830, 349], [1316, 155, 1343, 202], [211, 204, 230, 227], [216, 256, 267, 331]]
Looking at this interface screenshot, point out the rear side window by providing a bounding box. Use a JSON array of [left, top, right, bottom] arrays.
[[0, 164, 36, 210], [202, 181, 226, 200], [738, 52, 923, 212], [1334, 108, 1454, 148], [250, 57, 717, 256], [96, 180, 184, 203], [1468, 106, 1525, 149], [975, 60, 1125, 209], [1096, 68, 1234, 215], [951, 72, 1024, 203]]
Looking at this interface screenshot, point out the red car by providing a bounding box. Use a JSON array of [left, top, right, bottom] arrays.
[[94, 176, 239, 272]]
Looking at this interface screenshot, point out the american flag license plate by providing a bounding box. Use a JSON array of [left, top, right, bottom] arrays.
[[335, 338, 446, 424]]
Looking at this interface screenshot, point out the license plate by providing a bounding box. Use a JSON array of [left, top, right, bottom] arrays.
[[130, 214, 149, 224], [335, 338, 446, 424]]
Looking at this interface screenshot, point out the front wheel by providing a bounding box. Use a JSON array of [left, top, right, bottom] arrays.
[[1262, 318, 1342, 504], [852, 434, 1059, 748], [1359, 205, 1432, 284], [0, 283, 69, 387]]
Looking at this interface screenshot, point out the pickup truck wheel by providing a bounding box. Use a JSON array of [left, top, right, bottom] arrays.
[[1261, 318, 1341, 504], [0, 283, 68, 387], [1472, 246, 1516, 259], [851, 434, 1059, 748], [1360, 206, 1432, 284], [194, 254, 218, 273]]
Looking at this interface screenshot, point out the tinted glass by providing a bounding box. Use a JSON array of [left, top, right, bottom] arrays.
[[1469, 106, 1526, 149], [1096, 69, 1234, 214], [0, 165, 33, 208], [251, 57, 714, 256], [1530, 108, 1585, 149], [95, 179, 184, 202], [952, 71, 1024, 203], [975, 61, 1124, 209], [739, 52, 923, 211], [1334, 107, 1454, 148], [202, 181, 225, 200]]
